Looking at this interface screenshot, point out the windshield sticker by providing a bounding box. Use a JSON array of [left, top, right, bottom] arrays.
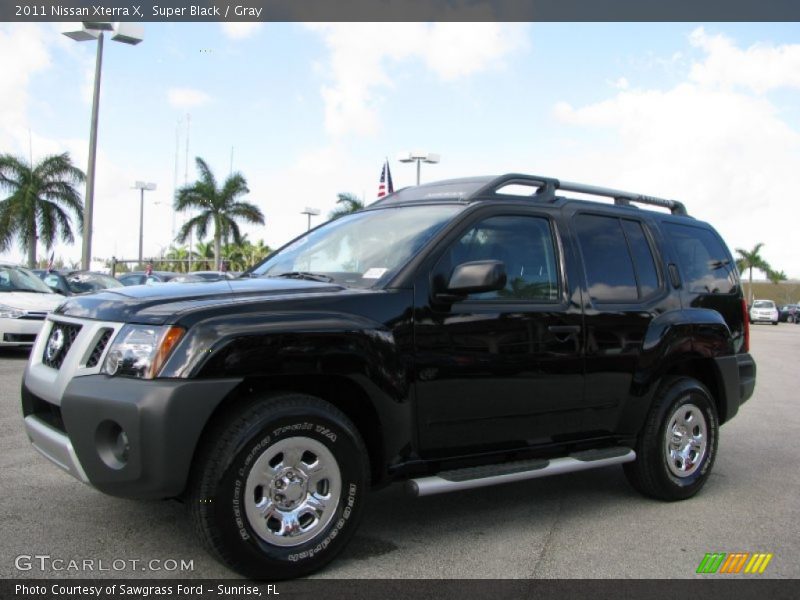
[[362, 267, 388, 279]]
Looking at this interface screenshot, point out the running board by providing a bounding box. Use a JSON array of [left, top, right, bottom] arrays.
[[407, 447, 636, 497]]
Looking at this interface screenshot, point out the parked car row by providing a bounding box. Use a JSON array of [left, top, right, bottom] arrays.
[[2, 264, 239, 349], [748, 299, 800, 325], [779, 303, 800, 323]]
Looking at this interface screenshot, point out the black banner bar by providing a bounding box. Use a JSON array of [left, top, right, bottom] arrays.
[[4, 0, 800, 23], [2, 579, 800, 600]]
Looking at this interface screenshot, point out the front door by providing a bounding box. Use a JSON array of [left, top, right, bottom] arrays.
[[413, 211, 585, 454]]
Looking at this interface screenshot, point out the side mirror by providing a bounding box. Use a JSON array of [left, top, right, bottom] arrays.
[[437, 260, 507, 301]]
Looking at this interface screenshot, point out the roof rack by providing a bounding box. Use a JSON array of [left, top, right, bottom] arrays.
[[471, 173, 688, 216]]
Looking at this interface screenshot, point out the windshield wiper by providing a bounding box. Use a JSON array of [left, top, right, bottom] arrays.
[[272, 272, 335, 283]]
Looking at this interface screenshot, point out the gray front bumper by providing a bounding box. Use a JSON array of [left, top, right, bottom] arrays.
[[22, 375, 241, 499]]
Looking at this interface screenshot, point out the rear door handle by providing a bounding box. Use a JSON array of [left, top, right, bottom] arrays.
[[548, 325, 581, 335]]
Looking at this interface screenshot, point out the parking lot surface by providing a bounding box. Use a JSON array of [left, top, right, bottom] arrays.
[[1, 325, 798, 579]]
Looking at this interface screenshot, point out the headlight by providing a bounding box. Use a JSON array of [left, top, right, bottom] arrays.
[[102, 324, 185, 379], [0, 304, 25, 319]]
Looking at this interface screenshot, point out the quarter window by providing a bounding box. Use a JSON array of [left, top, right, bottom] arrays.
[[662, 223, 736, 294]]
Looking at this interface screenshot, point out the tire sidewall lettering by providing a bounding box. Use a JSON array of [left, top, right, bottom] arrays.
[[226, 418, 360, 563]]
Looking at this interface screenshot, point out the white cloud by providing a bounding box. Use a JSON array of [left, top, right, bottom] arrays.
[[552, 30, 800, 278], [307, 23, 528, 136], [167, 87, 212, 109], [689, 27, 800, 93], [0, 24, 51, 151], [610, 77, 629, 90], [220, 22, 264, 40]]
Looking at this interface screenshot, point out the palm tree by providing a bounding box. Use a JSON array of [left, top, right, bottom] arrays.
[[194, 240, 215, 270], [175, 157, 265, 270], [767, 269, 787, 285], [0, 153, 85, 267], [329, 193, 364, 220], [165, 244, 196, 273], [735, 243, 771, 304]]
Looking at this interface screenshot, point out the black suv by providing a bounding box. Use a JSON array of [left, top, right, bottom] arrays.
[[21, 174, 756, 579]]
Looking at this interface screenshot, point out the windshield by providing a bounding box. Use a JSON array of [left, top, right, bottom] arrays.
[[0, 265, 55, 293], [252, 205, 461, 288], [66, 272, 123, 293], [753, 300, 775, 308]]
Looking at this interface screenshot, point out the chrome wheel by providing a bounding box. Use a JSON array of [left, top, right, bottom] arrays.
[[244, 436, 341, 547], [664, 402, 707, 478]]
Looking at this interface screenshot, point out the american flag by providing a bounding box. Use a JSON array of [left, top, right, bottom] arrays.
[[377, 160, 394, 198]]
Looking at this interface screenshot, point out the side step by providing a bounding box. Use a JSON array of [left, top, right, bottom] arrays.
[[407, 447, 636, 497]]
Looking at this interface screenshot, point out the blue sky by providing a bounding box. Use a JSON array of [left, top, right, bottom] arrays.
[[1, 22, 798, 279]]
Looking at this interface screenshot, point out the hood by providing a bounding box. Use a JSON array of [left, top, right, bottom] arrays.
[[54, 277, 355, 324], [0, 291, 65, 312]]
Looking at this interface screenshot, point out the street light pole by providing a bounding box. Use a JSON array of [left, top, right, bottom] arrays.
[[133, 181, 157, 264], [82, 31, 104, 271], [301, 207, 321, 231], [63, 22, 144, 269], [398, 152, 440, 186]]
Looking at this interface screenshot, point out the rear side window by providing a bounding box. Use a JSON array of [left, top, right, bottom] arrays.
[[662, 223, 736, 294], [573, 214, 660, 303]]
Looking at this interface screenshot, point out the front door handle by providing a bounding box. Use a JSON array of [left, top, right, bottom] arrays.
[[548, 325, 581, 335]]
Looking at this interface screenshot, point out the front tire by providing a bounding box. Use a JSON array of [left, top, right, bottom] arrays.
[[624, 377, 718, 501], [188, 393, 369, 579]]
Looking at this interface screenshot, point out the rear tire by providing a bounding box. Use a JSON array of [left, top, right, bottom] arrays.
[[188, 393, 369, 579], [624, 377, 718, 501]]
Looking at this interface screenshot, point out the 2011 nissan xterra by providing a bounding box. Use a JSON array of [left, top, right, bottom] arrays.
[[21, 174, 756, 578]]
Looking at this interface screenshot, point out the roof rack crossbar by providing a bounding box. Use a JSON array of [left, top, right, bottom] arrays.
[[557, 180, 687, 216]]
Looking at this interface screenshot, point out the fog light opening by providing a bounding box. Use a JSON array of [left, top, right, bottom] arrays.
[[95, 420, 130, 470]]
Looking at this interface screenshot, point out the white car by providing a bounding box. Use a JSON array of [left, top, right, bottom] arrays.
[[749, 299, 779, 325], [0, 263, 66, 347]]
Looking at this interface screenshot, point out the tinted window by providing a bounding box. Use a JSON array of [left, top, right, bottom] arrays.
[[441, 215, 559, 302], [622, 219, 660, 297], [662, 223, 736, 294], [573, 214, 638, 302]]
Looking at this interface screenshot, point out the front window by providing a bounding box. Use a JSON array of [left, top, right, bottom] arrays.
[[0, 265, 55, 293], [753, 300, 775, 309], [65, 272, 122, 294], [252, 205, 461, 288]]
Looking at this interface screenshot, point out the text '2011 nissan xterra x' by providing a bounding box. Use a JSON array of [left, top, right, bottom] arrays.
[[21, 174, 756, 578]]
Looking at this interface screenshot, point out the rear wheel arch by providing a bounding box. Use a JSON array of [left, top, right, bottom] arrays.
[[660, 357, 727, 423]]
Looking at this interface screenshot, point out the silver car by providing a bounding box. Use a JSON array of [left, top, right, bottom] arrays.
[[749, 299, 779, 325]]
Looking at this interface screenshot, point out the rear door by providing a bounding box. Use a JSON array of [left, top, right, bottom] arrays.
[[569, 210, 674, 434]]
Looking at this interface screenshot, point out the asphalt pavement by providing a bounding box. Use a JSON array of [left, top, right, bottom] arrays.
[[1, 325, 797, 579]]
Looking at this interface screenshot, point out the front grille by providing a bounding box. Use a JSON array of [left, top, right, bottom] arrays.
[[86, 328, 114, 367], [42, 322, 82, 369]]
